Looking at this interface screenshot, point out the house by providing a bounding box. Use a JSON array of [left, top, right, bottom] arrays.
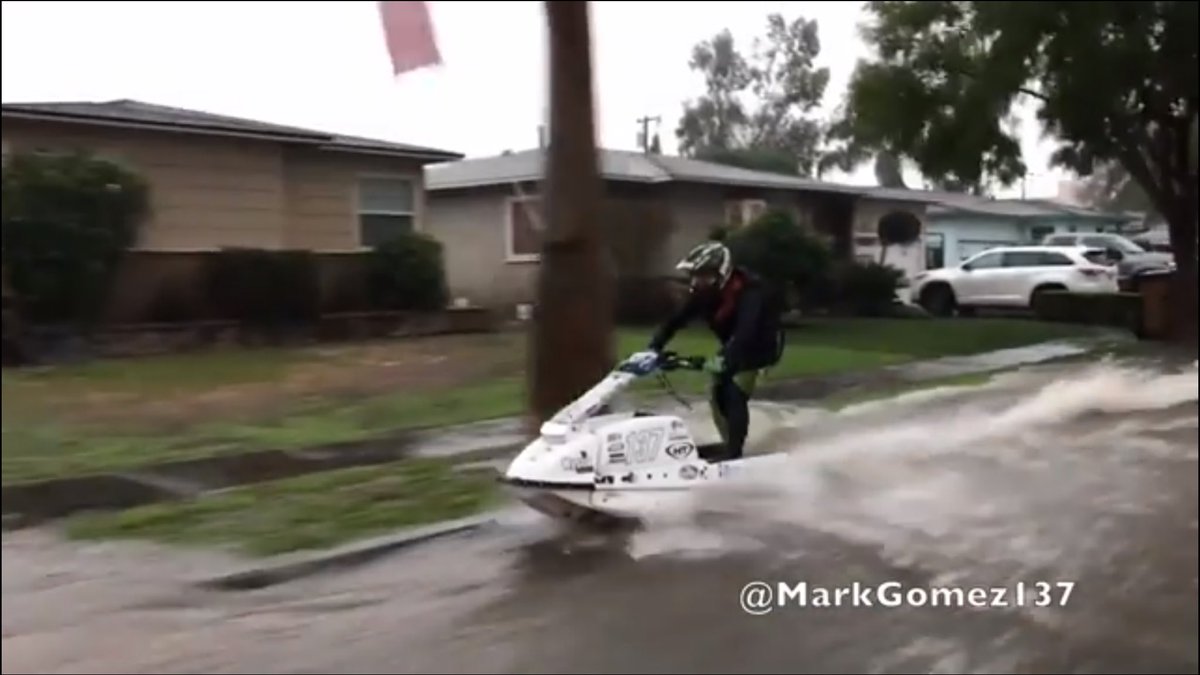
[[924, 196, 1134, 267], [1, 99, 463, 250], [423, 147, 947, 313], [1, 98, 463, 320]]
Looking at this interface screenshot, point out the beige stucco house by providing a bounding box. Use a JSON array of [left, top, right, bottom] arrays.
[[1, 98, 463, 321], [424, 147, 946, 313], [1, 98, 463, 252]]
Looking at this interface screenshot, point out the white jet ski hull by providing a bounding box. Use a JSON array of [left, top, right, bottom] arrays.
[[501, 351, 788, 526]]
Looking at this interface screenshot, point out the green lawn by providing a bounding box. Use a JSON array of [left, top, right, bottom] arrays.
[[2, 318, 1099, 483], [65, 458, 503, 557]]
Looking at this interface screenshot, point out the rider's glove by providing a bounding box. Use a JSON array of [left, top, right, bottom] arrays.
[[703, 354, 726, 375], [629, 350, 661, 369]]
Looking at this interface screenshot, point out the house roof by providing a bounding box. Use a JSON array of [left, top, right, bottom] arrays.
[[928, 194, 1131, 221], [0, 99, 464, 162], [424, 147, 952, 204]]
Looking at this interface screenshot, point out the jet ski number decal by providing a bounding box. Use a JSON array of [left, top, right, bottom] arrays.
[[625, 429, 665, 464]]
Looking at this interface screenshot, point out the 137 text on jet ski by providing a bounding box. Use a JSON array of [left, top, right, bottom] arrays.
[[739, 580, 1076, 615]]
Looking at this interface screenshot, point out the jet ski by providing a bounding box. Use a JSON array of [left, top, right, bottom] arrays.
[[500, 350, 787, 527]]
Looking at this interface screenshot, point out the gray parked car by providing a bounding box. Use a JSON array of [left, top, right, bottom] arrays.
[[1041, 232, 1175, 288]]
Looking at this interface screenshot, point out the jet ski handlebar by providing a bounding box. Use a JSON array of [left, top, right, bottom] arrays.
[[656, 351, 706, 372]]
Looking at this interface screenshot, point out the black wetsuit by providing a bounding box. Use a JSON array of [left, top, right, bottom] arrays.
[[648, 267, 784, 460]]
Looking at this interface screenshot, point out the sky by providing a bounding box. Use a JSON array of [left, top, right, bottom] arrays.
[[1, 0, 1072, 198]]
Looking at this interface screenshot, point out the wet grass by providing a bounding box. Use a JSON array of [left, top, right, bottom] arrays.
[[65, 459, 503, 557], [2, 319, 1100, 483]]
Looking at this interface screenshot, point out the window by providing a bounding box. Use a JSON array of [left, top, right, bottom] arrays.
[[1003, 251, 1072, 267], [506, 195, 543, 262], [357, 176, 414, 247], [1045, 234, 1075, 246], [1082, 234, 1144, 254], [924, 232, 945, 269], [963, 251, 1003, 270], [1029, 225, 1054, 243], [725, 199, 767, 228], [1083, 249, 1116, 265], [1038, 251, 1074, 266]]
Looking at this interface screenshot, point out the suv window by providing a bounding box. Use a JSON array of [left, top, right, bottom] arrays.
[[964, 252, 1003, 270], [1081, 235, 1115, 249], [1083, 249, 1115, 265], [1002, 252, 1039, 267], [1081, 234, 1146, 256], [1038, 251, 1074, 266], [1003, 251, 1074, 267]]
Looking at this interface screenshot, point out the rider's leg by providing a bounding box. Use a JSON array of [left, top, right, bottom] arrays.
[[711, 372, 754, 460], [734, 369, 760, 398], [709, 374, 730, 446]]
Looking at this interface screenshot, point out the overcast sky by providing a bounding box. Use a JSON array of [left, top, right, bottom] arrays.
[[2, 0, 1069, 198]]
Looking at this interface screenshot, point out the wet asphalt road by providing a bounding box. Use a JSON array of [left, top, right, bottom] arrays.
[[3, 358, 1198, 674]]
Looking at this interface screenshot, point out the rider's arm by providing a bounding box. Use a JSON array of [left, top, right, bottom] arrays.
[[721, 284, 764, 372], [648, 290, 700, 352]]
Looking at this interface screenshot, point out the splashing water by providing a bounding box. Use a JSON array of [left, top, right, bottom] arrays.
[[628, 360, 1199, 571]]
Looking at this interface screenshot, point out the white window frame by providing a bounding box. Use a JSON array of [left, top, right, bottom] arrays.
[[504, 194, 543, 263], [724, 199, 768, 228], [354, 173, 417, 248]]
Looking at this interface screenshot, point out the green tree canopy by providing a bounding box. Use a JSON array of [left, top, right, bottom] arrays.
[[826, 1, 1197, 340], [676, 14, 831, 176]]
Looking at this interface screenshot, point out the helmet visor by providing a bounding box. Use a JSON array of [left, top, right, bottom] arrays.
[[688, 268, 722, 291]]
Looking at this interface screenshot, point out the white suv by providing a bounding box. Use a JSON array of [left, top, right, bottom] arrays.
[[912, 245, 1119, 316]]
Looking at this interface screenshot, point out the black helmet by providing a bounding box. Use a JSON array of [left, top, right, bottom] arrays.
[[675, 241, 732, 287]]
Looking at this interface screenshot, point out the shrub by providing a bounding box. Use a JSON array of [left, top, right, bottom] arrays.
[[724, 210, 834, 310], [365, 232, 449, 311], [205, 248, 320, 329], [1, 150, 149, 325], [832, 261, 904, 316], [1032, 290, 1141, 331]]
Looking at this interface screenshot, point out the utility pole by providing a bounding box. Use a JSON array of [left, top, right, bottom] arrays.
[[637, 115, 661, 153], [528, 0, 614, 431]]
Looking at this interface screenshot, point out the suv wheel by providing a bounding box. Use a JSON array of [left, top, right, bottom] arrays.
[[920, 284, 957, 317]]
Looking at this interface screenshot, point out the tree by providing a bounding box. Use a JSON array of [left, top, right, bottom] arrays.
[[874, 151, 907, 188], [721, 210, 834, 310], [827, 1, 1198, 343], [528, 0, 615, 430], [676, 14, 831, 177], [877, 210, 921, 265], [1078, 161, 1159, 222]]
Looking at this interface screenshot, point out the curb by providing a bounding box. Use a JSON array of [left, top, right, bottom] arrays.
[[196, 513, 499, 591]]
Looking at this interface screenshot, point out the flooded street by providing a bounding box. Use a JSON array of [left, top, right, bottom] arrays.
[[4, 357, 1197, 674]]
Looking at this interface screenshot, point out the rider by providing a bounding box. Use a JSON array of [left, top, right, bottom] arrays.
[[647, 240, 784, 461]]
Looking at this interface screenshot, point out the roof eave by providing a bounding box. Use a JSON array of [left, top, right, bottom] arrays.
[[1, 108, 327, 144], [319, 144, 464, 163], [3, 108, 463, 161], [426, 173, 668, 192]]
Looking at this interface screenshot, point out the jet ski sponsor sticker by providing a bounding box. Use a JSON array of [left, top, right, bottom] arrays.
[[560, 456, 592, 473], [678, 465, 699, 480], [665, 442, 695, 460]]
